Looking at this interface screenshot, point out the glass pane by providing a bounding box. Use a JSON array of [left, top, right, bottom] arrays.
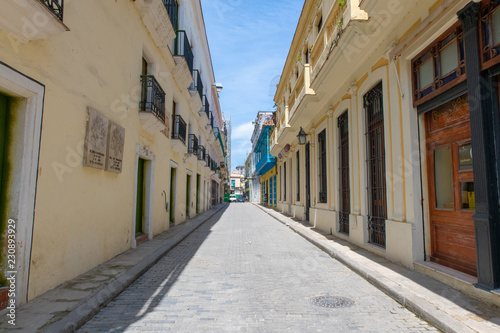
[[440, 40, 459, 76], [434, 146, 454, 209], [458, 143, 473, 171], [461, 182, 475, 210], [493, 9, 500, 45], [419, 59, 434, 88]]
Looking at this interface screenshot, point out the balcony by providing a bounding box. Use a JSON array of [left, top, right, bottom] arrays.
[[206, 111, 214, 133], [205, 154, 212, 169], [189, 70, 203, 110], [171, 114, 187, 154], [139, 75, 166, 134], [309, 0, 368, 84], [135, 0, 176, 56], [190, 70, 203, 100], [187, 134, 198, 155], [197, 145, 206, 166], [173, 30, 194, 88], [172, 115, 187, 144], [164, 0, 178, 31], [287, 63, 316, 128], [0, 0, 69, 42], [200, 95, 210, 118]]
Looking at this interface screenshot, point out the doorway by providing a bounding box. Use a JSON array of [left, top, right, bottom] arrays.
[[0, 94, 9, 217], [305, 142, 311, 221], [425, 95, 476, 276], [186, 174, 191, 218], [169, 167, 176, 226], [135, 158, 146, 237], [196, 174, 200, 213]]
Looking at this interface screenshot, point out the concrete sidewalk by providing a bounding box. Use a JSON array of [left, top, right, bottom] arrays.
[[255, 204, 500, 333], [0, 203, 228, 333]]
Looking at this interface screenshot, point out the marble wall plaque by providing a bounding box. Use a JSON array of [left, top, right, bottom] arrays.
[[106, 121, 125, 173], [84, 108, 109, 170]]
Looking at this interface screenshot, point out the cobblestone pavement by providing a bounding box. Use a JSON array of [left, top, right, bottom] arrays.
[[78, 203, 438, 332]]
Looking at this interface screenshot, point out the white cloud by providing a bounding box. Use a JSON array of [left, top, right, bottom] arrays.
[[231, 121, 254, 141]]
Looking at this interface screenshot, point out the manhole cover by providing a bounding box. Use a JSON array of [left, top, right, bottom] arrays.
[[308, 295, 354, 308]]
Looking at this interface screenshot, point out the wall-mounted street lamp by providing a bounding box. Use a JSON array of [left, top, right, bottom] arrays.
[[297, 127, 307, 145]]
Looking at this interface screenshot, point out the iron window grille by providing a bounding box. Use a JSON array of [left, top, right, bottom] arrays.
[[364, 82, 387, 248], [338, 111, 350, 235], [172, 115, 187, 144], [190, 70, 203, 101], [318, 129, 327, 203], [163, 0, 178, 30], [296, 151, 300, 201], [188, 134, 198, 154], [40, 0, 64, 21], [284, 162, 286, 201], [175, 30, 194, 75], [140, 75, 166, 124]]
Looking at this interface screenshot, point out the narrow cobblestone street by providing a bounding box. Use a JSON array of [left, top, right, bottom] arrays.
[[79, 203, 437, 332]]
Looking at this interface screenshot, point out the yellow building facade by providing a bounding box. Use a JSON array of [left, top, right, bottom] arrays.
[[0, 0, 227, 306], [271, 0, 500, 304]]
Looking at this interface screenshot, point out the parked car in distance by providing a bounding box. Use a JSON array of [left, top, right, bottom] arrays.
[[237, 196, 245, 203], [229, 194, 236, 203]]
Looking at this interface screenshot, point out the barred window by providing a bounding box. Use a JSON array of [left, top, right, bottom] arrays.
[[284, 162, 287, 201], [318, 129, 327, 203], [296, 151, 300, 201]]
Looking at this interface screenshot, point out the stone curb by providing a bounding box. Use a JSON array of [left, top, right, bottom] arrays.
[[44, 203, 228, 333], [254, 204, 473, 333]]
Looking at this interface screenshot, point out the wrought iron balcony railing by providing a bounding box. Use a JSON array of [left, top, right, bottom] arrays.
[[197, 145, 206, 162], [203, 95, 210, 118], [208, 111, 214, 128], [188, 134, 198, 154], [140, 75, 166, 123], [190, 70, 203, 101], [175, 30, 194, 76], [40, 0, 64, 21], [172, 115, 187, 144], [163, 0, 178, 30]]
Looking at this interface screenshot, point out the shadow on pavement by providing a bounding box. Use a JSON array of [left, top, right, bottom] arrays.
[[78, 204, 229, 333]]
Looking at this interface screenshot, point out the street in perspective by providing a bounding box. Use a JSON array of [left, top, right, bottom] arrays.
[[78, 203, 438, 333]]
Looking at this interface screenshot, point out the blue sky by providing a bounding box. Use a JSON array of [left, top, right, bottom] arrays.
[[200, 0, 304, 169]]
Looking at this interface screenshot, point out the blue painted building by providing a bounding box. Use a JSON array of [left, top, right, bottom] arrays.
[[254, 119, 276, 207]]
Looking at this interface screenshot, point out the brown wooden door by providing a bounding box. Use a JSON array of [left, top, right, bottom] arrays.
[[426, 95, 476, 276]]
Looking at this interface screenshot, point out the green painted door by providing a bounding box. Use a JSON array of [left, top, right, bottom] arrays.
[[186, 174, 191, 217], [0, 94, 9, 217], [196, 174, 200, 213], [169, 167, 176, 225], [136, 158, 145, 236]]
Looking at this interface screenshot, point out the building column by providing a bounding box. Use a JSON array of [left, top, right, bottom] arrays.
[[458, 2, 500, 290]]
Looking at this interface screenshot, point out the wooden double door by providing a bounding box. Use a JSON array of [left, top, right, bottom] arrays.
[[426, 95, 476, 276]]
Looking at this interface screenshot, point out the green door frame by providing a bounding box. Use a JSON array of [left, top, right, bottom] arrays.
[[0, 94, 8, 211], [186, 174, 191, 217], [135, 158, 145, 236], [196, 174, 200, 213], [169, 167, 176, 225]]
